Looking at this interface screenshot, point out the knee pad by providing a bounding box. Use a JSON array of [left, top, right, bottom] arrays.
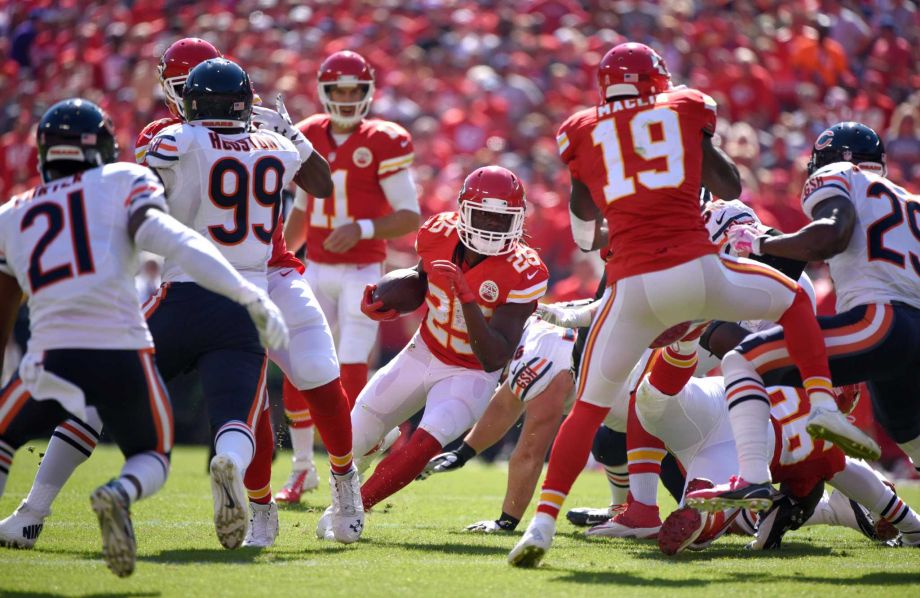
[[351, 405, 388, 459], [591, 425, 627, 466], [419, 399, 476, 447], [286, 326, 339, 390], [634, 375, 671, 423]]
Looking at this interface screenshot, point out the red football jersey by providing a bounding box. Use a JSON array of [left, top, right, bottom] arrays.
[[134, 117, 303, 273], [557, 88, 719, 282], [296, 114, 414, 265], [416, 212, 549, 370], [768, 386, 846, 497]]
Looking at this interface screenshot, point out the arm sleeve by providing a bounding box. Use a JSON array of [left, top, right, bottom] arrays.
[[133, 209, 251, 304], [380, 168, 420, 214]]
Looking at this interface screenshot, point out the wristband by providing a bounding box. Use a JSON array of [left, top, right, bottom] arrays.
[[752, 235, 765, 255], [357, 219, 375, 240], [496, 512, 520, 531], [456, 441, 477, 466], [292, 133, 315, 163]]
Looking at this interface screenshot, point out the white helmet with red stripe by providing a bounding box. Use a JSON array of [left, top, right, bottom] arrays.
[[317, 51, 375, 127]]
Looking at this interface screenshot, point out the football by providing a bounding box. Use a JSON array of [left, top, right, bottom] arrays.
[[372, 268, 428, 313], [649, 321, 692, 348]]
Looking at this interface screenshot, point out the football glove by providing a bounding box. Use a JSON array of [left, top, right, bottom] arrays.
[[252, 94, 314, 161], [431, 260, 475, 304], [360, 284, 399, 322], [726, 223, 766, 257], [536, 299, 600, 328]]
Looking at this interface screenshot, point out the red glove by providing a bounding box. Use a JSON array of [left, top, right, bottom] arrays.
[[360, 284, 399, 322], [431, 260, 476, 304]]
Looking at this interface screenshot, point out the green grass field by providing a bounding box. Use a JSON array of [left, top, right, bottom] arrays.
[[1, 443, 918, 597]]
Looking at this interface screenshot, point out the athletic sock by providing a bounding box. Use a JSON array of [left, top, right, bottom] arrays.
[[604, 464, 629, 505], [116, 451, 170, 503], [301, 378, 353, 474], [361, 428, 441, 510], [777, 286, 832, 388], [244, 410, 274, 505], [290, 427, 315, 471], [214, 421, 255, 474], [626, 392, 666, 506], [648, 343, 698, 395], [0, 439, 13, 497], [536, 401, 609, 520], [722, 351, 772, 484], [23, 417, 101, 513], [339, 363, 368, 408]]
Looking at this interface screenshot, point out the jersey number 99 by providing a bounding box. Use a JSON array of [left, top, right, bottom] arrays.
[[208, 156, 284, 245]]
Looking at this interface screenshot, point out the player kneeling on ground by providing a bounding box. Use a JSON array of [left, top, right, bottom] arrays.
[[0, 99, 286, 575], [315, 166, 549, 539]]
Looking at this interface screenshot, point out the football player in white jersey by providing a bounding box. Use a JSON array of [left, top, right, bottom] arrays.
[[689, 122, 920, 509], [0, 99, 286, 574]]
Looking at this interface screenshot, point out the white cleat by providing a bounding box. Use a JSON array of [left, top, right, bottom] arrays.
[[90, 482, 136, 578], [508, 516, 555, 568], [209, 455, 249, 550], [806, 407, 881, 461], [0, 500, 49, 549], [329, 467, 365, 543], [242, 501, 279, 548]]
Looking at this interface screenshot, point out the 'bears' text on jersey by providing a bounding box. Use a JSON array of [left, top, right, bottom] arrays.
[[415, 212, 549, 370]]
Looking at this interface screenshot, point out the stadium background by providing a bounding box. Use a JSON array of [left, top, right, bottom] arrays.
[[1, 0, 918, 471]]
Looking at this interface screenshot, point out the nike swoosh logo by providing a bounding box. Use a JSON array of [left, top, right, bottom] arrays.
[[715, 213, 726, 225], [400, 140, 410, 148], [222, 483, 236, 509], [280, 269, 293, 277], [526, 271, 538, 280]]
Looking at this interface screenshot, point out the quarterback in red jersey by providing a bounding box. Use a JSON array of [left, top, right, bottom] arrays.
[[510, 42, 874, 568], [0, 38, 366, 549], [278, 50, 420, 502], [314, 166, 548, 539]]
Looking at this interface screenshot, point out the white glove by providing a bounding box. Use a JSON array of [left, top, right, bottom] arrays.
[[536, 299, 600, 329], [239, 285, 290, 351], [251, 94, 314, 161], [464, 520, 505, 533], [726, 223, 766, 257]]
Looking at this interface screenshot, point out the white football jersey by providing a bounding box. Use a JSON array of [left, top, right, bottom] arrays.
[[0, 163, 166, 352], [145, 123, 301, 289], [508, 315, 576, 403], [801, 162, 920, 312]]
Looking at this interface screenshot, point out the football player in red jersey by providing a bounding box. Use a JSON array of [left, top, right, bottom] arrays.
[[509, 42, 877, 567], [0, 39, 365, 548], [278, 50, 420, 502], [313, 166, 548, 539]]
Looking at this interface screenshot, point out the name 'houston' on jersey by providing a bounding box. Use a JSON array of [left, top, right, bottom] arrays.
[[801, 162, 920, 313], [557, 87, 718, 282], [145, 123, 302, 289], [415, 212, 549, 370], [0, 163, 167, 352], [296, 114, 414, 265]]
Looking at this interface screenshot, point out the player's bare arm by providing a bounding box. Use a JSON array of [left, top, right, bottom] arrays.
[[570, 177, 608, 252], [755, 198, 856, 262], [701, 135, 742, 200], [0, 272, 23, 374], [323, 208, 420, 254], [464, 384, 527, 453], [462, 299, 535, 373], [293, 151, 333, 198], [282, 206, 306, 253]]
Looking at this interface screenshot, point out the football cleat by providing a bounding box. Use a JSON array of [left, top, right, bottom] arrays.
[[0, 500, 49, 549], [90, 482, 136, 577], [508, 516, 555, 568], [685, 476, 777, 512], [566, 506, 614, 527], [274, 466, 319, 504], [242, 501, 279, 548], [209, 455, 250, 550], [328, 467, 364, 544], [658, 507, 706, 555], [748, 484, 824, 550], [806, 407, 880, 461], [586, 501, 661, 539]]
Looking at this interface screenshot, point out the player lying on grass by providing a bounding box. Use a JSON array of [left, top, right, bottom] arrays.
[[418, 313, 576, 532], [315, 166, 549, 539]]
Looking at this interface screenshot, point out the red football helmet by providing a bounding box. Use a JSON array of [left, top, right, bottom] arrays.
[[456, 166, 526, 256], [597, 42, 671, 102], [158, 38, 222, 118], [317, 51, 375, 127]]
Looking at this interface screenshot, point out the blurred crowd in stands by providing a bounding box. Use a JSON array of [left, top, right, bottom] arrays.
[[2, 0, 918, 469]]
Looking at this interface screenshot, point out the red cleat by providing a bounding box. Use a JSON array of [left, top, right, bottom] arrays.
[[586, 500, 661, 539], [685, 476, 777, 512], [274, 467, 319, 504]]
